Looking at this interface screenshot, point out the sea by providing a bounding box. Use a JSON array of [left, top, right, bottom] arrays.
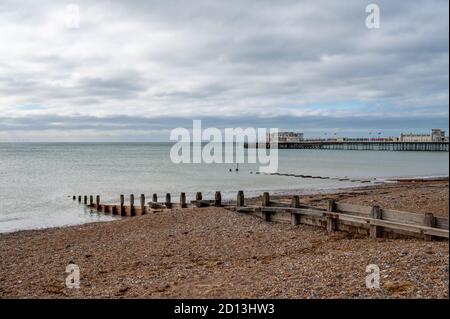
[[0, 143, 448, 233]]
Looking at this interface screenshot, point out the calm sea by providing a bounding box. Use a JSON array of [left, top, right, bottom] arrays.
[[0, 143, 448, 233]]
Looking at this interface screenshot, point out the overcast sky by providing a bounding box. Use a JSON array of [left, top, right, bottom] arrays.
[[0, 0, 448, 141]]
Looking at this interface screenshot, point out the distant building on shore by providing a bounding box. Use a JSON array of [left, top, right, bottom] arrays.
[[267, 132, 304, 143], [400, 129, 447, 142]]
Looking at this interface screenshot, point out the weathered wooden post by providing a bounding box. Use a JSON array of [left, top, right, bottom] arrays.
[[111, 205, 116, 215], [72, 195, 76, 200], [370, 205, 382, 239], [262, 192, 270, 207], [129, 194, 134, 216], [96, 195, 100, 209], [263, 210, 271, 222], [78, 195, 81, 203], [139, 194, 145, 216], [326, 200, 337, 233], [237, 190, 244, 207], [120, 194, 125, 216], [325, 214, 337, 232], [89, 195, 93, 206], [195, 192, 203, 208], [180, 192, 187, 208], [291, 195, 300, 208], [152, 193, 157, 203], [214, 191, 221, 207], [291, 211, 299, 226], [83, 195, 87, 205], [423, 212, 436, 241], [327, 199, 336, 212], [165, 193, 172, 208]]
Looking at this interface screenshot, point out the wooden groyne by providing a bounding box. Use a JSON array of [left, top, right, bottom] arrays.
[[257, 172, 375, 183], [73, 191, 449, 241]]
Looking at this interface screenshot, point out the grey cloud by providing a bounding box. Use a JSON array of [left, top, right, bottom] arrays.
[[0, 114, 447, 134], [0, 0, 448, 140]]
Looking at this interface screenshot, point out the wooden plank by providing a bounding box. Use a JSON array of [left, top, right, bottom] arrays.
[[268, 201, 291, 208], [191, 200, 212, 208], [370, 219, 449, 238], [235, 204, 448, 239], [335, 202, 371, 215], [236, 207, 256, 213], [319, 212, 449, 239], [149, 202, 165, 209], [267, 201, 322, 210], [436, 217, 449, 230], [337, 202, 449, 230], [381, 208, 423, 225], [262, 207, 324, 218], [335, 213, 369, 224], [334, 213, 449, 239]]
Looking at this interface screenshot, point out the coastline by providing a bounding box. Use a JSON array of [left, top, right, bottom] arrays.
[[0, 177, 448, 236], [0, 179, 448, 298]]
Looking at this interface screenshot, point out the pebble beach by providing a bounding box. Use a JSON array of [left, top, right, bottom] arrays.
[[0, 180, 448, 299]]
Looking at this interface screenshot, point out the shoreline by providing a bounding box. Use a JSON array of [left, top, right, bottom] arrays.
[[1, 177, 448, 236], [0, 179, 448, 298]]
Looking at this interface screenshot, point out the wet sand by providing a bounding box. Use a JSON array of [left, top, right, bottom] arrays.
[[0, 181, 448, 298]]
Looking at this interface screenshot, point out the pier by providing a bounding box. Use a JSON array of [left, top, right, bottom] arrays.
[[246, 141, 449, 151]]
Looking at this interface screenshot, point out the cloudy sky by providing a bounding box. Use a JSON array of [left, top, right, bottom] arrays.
[[0, 0, 448, 141]]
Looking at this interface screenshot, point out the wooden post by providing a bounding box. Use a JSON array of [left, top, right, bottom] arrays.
[[180, 192, 187, 208], [111, 205, 116, 215], [129, 194, 134, 216], [325, 214, 337, 233], [370, 205, 382, 239], [214, 191, 222, 207], [120, 194, 125, 216], [291, 212, 299, 226], [327, 199, 336, 212], [263, 211, 271, 222], [78, 195, 81, 203], [72, 195, 76, 200], [152, 193, 157, 203], [139, 194, 145, 216], [195, 192, 203, 208], [237, 190, 244, 207], [423, 213, 436, 241], [96, 195, 100, 209], [291, 195, 300, 208], [165, 193, 172, 208], [262, 192, 270, 207], [83, 195, 87, 205], [89, 195, 93, 206]]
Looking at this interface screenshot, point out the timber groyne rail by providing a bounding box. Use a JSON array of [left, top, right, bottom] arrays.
[[72, 191, 449, 241]]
